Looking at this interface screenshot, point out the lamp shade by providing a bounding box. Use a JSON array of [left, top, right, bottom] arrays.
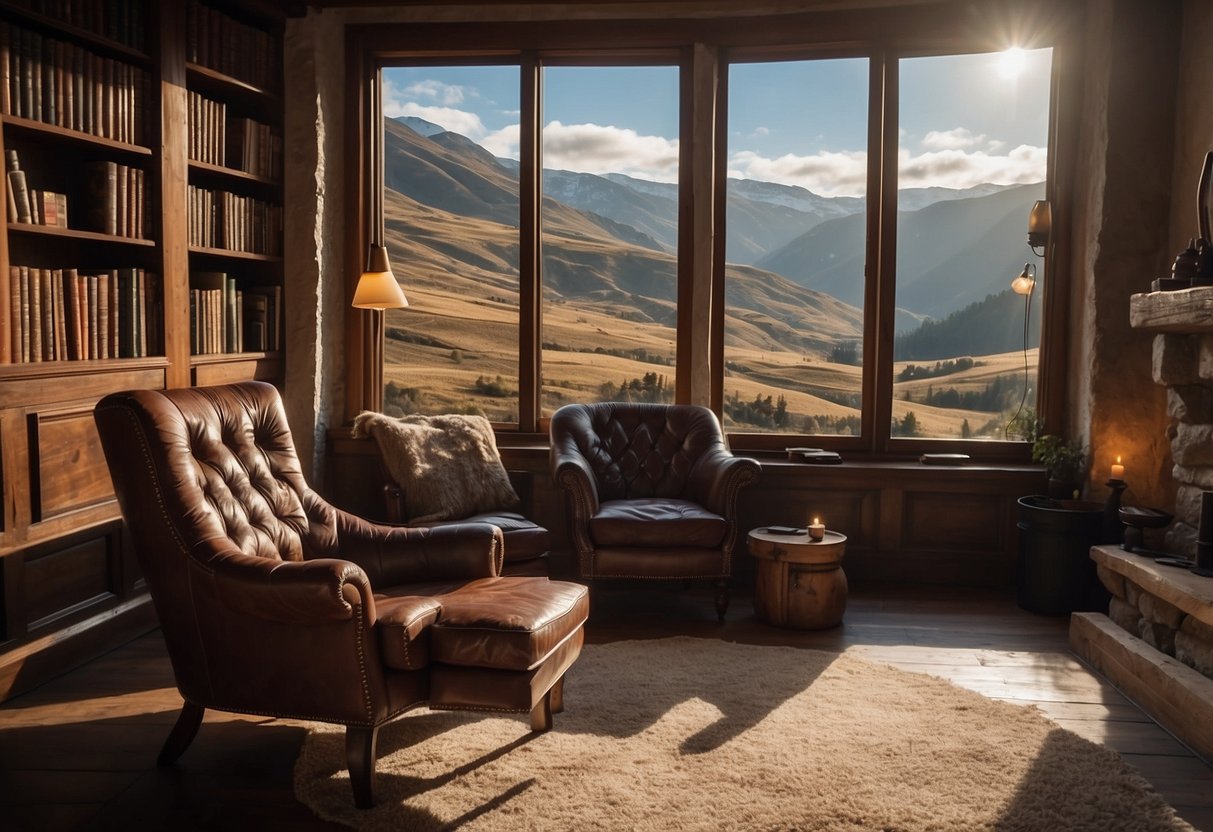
[[1010, 262, 1036, 296], [352, 244, 408, 309]]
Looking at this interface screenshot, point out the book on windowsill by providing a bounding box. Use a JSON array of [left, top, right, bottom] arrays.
[[786, 447, 843, 464]]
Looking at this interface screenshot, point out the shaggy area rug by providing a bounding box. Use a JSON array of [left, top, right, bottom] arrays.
[[294, 637, 1194, 831]]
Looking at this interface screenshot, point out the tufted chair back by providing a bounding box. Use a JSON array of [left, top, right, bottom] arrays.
[[550, 401, 761, 621], [93, 381, 341, 695], [550, 402, 728, 502]]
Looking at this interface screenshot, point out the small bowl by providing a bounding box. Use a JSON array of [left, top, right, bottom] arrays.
[[1118, 506, 1173, 529]]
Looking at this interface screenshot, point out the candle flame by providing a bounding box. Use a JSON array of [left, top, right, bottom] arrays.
[[812, 517, 820, 525], [1116, 455, 1121, 464]]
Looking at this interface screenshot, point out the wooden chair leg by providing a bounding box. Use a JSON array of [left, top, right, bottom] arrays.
[[715, 578, 730, 623], [157, 701, 204, 767], [550, 675, 565, 715], [530, 683, 556, 732], [346, 725, 380, 809]]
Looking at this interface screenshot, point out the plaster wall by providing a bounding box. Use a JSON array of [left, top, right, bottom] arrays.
[[1071, 0, 1178, 510]]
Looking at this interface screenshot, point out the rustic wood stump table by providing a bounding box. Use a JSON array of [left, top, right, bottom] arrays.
[[747, 527, 848, 629]]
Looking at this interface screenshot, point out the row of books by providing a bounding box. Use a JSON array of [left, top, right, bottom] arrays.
[[5, 0, 146, 51], [82, 159, 147, 238], [0, 21, 149, 145], [187, 89, 282, 179], [189, 272, 281, 355], [186, 0, 280, 92], [6, 265, 159, 363], [187, 185, 282, 256], [7, 145, 64, 226]]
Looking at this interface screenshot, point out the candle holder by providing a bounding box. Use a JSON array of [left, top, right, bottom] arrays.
[[807, 521, 825, 542], [1103, 478, 1127, 544]]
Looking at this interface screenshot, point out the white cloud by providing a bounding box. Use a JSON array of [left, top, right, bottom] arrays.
[[921, 127, 986, 151], [726, 141, 1046, 196], [386, 101, 487, 140], [728, 149, 868, 197], [482, 124, 521, 159], [541, 121, 681, 182], [897, 143, 1046, 189], [402, 79, 467, 106], [752, 126, 771, 137]]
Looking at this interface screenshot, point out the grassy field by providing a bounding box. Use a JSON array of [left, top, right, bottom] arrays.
[[381, 185, 1038, 439]]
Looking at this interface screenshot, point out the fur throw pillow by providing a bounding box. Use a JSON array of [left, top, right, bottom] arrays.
[[352, 411, 519, 524]]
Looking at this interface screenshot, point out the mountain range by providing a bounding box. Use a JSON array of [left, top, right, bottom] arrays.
[[386, 114, 1042, 350]]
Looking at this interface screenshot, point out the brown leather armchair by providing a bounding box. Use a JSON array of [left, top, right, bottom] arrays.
[[94, 381, 587, 809], [550, 402, 760, 621]]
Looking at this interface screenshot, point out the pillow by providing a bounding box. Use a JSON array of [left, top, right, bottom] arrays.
[[352, 411, 519, 524]]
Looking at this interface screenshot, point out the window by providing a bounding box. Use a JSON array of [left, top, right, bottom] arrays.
[[379, 64, 522, 421], [723, 58, 869, 437], [539, 65, 680, 417], [359, 14, 1067, 455], [892, 49, 1052, 440]]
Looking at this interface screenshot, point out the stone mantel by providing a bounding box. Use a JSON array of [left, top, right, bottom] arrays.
[[1131, 286, 1213, 332], [1092, 547, 1213, 629]]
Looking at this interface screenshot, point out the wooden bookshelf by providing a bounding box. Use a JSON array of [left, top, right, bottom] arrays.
[[0, 0, 286, 702]]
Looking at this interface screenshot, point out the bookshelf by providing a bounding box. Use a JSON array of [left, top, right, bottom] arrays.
[[0, 0, 285, 701]]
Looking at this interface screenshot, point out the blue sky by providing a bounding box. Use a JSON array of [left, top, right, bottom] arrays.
[[383, 47, 1050, 197]]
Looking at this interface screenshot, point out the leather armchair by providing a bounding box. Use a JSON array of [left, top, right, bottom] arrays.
[[94, 381, 587, 808], [550, 402, 760, 621]]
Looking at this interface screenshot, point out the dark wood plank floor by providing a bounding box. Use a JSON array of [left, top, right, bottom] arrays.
[[1, 583, 1211, 831]]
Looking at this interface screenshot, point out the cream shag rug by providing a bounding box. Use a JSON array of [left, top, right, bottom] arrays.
[[294, 637, 1195, 831]]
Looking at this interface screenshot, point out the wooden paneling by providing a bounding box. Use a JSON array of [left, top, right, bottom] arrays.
[[28, 405, 114, 523], [327, 436, 1046, 586], [23, 536, 113, 629], [192, 355, 282, 386], [902, 491, 1005, 553]]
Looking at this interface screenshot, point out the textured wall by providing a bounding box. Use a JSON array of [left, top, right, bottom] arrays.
[[1071, 0, 1179, 510]]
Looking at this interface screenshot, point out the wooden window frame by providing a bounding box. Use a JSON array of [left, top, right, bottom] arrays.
[[344, 4, 1080, 459]]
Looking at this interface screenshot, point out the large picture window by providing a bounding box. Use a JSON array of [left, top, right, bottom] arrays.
[[361, 15, 1066, 456]]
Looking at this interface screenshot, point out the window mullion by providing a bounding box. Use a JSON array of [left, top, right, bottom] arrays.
[[518, 53, 542, 432], [871, 49, 899, 453]]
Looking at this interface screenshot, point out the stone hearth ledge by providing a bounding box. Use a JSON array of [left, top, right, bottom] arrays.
[[1070, 546, 1213, 763]]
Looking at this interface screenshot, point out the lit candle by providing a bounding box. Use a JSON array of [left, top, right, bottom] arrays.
[[1111, 455, 1125, 481], [808, 517, 825, 541]]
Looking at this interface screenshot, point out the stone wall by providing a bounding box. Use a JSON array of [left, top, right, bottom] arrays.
[[1149, 330, 1213, 555], [1099, 562, 1213, 679]]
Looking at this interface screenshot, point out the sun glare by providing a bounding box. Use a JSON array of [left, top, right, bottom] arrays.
[[996, 47, 1026, 79]]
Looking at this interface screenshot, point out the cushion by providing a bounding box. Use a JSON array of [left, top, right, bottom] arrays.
[[590, 497, 727, 548], [353, 411, 519, 524]]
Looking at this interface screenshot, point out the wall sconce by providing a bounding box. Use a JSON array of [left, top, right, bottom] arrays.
[[1027, 199, 1051, 256], [1010, 262, 1036, 296]]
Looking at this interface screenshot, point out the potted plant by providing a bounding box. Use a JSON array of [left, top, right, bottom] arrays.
[[1031, 433, 1085, 500]]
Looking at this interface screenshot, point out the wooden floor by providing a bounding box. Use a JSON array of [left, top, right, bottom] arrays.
[[1, 583, 1212, 831]]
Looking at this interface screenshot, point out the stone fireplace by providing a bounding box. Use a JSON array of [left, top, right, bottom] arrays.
[[1067, 287, 1213, 764]]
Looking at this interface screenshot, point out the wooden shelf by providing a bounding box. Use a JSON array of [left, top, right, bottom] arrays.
[[1, 115, 153, 156], [190, 350, 280, 366], [0, 2, 150, 65], [0, 354, 168, 379], [7, 223, 156, 247], [188, 245, 282, 262], [186, 62, 282, 108], [187, 159, 280, 189]]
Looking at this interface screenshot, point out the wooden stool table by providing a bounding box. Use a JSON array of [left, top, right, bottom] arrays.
[[747, 528, 848, 629]]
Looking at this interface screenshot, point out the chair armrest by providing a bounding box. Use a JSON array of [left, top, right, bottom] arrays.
[[551, 446, 601, 517], [688, 451, 762, 516], [190, 540, 377, 628], [333, 510, 504, 585]]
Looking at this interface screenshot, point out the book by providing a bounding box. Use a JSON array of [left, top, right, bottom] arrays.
[[83, 160, 118, 235], [7, 166, 30, 224]]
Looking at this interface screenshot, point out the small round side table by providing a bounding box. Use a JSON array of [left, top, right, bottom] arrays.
[[747, 527, 848, 629]]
